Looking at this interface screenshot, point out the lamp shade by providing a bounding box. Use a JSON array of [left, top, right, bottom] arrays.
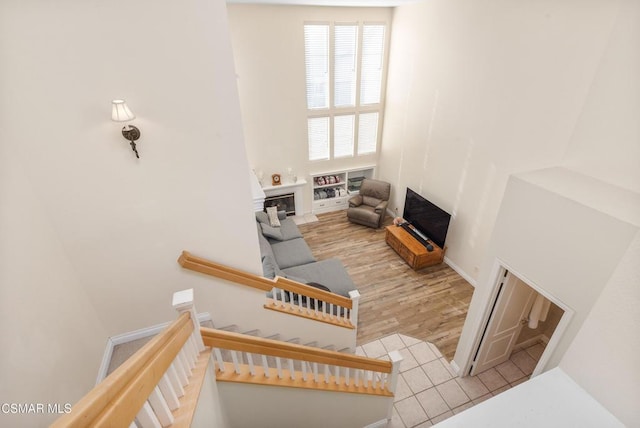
[[111, 99, 135, 122]]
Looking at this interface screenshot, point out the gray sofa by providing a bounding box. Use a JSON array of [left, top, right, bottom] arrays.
[[256, 211, 356, 298]]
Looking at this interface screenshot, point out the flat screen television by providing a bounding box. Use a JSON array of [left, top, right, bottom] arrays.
[[402, 188, 451, 249]]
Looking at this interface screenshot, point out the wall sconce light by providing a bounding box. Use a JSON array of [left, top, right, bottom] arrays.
[[111, 99, 141, 158]]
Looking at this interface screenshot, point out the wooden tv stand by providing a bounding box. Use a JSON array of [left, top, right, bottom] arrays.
[[385, 225, 445, 270]]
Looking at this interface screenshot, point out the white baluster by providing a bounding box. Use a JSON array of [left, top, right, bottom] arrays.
[[188, 335, 200, 359], [345, 367, 350, 386], [302, 361, 308, 381], [329, 303, 335, 318], [275, 357, 283, 379], [349, 290, 360, 326], [261, 355, 270, 378], [272, 287, 280, 303], [148, 386, 174, 427], [231, 350, 241, 374], [324, 364, 330, 384], [136, 401, 162, 428], [246, 352, 256, 376], [166, 364, 185, 397], [313, 299, 319, 315], [172, 355, 189, 386], [178, 349, 193, 376], [313, 362, 319, 383], [355, 368, 360, 387], [305, 296, 311, 314], [172, 288, 205, 352], [279, 289, 287, 308], [182, 339, 196, 370], [334, 366, 340, 385], [380, 373, 388, 389], [288, 359, 295, 380], [214, 348, 225, 373], [158, 374, 180, 411]]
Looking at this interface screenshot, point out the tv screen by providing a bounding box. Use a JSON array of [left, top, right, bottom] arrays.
[[402, 188, 451, 249]]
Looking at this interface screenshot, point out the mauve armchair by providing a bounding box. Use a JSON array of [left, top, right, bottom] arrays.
[[347, 178, 391, 228]]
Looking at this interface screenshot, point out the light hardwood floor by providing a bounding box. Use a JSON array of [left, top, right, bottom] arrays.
[[297, 211, 475, 360]]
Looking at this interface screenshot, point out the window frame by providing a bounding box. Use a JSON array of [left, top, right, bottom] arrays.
[[304, 21, 388, 162]]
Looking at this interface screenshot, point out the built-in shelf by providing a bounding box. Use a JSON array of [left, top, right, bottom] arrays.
[[310, 166, 375, 214]]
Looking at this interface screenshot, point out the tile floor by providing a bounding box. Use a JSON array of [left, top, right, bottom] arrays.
[[356, 334, 544, 427]]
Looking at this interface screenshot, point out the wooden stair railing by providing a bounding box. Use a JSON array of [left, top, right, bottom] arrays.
[[179, 250, 360, 330], [51, 289, 207, 428], [202, 327, 403, 398]]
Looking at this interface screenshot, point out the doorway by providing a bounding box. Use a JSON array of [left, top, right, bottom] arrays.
[[468, 265, 570, 378]]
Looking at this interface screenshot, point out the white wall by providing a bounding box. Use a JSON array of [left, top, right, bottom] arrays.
[[0, 0, 260, 422], [218, 381, 390, 428], [561, 0, 640, 193], [0, 0, 260, 333], [0, 145, 108, 427], [227, 5, 392, 213], [453, 168, 638, 376], [191, 357, 230, 428], [560, 231, 640, 427], [436, 368, 624, 428], [379, 0, 619, 282]]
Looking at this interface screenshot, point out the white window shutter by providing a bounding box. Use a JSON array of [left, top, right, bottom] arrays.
[[360, 25, 385, 105], [334, 25, 357, 108], [304, 25, 329, 110], [358, 112, 378, 155], [334, 115, 355, 158], [308, 117, 330, 161]]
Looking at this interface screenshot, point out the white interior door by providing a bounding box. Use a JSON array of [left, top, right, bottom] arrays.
[[471, 271, 537, 375]]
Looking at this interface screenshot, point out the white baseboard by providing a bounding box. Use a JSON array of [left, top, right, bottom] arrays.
[[444, 256, 477, 288], [449, 359, 462, 377], [364, 419, 389, 428], [96, 312, 212, 384]]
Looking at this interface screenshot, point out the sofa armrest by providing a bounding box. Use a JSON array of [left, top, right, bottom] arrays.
[[374, 200, 388, 214], [348, 194, 363, 207]]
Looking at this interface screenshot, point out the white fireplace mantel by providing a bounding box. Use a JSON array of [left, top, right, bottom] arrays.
[[262, 179, 307, 216]]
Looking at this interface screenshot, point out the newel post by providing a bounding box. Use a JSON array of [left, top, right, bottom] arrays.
[[348, 290, 360, 326], [387, 350, 403, 420], [173, 288, 205, 352]]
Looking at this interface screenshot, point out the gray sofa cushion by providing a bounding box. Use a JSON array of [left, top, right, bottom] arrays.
[[282, 258, 356, 298], [256, 210, 287, 225], [276, 219, 304, 241], [261, 255, 284, 279], [270, 238, 316, 269], [257, 224, 275, 260], [261, 223, 284, 240]]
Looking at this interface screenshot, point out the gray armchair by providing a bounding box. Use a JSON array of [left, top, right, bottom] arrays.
[[347, 178, 391, 228]]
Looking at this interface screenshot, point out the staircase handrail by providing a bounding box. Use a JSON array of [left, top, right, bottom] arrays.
[[201, 327, 390, 373], [178, 250, 353, 309]]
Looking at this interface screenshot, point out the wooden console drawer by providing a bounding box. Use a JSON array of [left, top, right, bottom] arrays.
[[385, 225, 445, 270]]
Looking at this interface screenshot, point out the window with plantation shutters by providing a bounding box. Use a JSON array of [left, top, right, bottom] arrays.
[[304, 25, 329, 110], [307, 116, 330, 161], [304, 22, 387, 161]]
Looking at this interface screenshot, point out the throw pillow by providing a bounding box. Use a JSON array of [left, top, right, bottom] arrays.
[[261, 223, 284, 240], [266, 206, 280, 227]]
